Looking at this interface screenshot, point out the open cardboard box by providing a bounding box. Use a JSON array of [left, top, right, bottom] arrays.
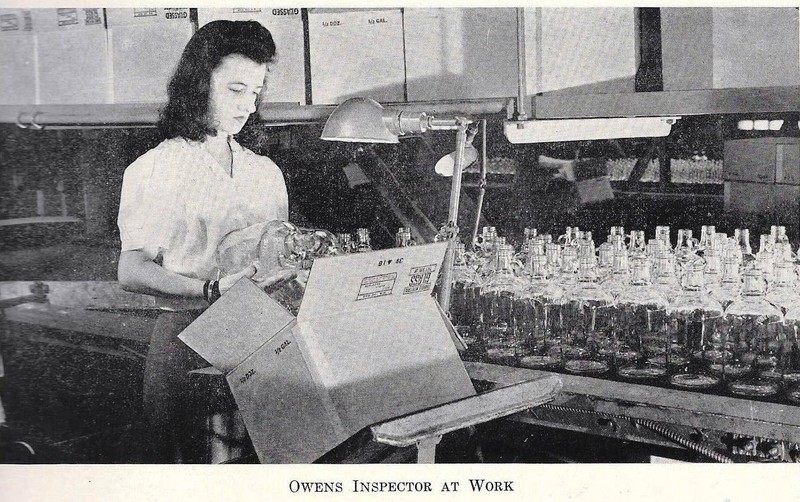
[[179, 242, 476, 463]]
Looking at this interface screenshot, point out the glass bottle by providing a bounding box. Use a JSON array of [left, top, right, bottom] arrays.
[[756, 234, 775, 282], [628, 230, 646, 257], [703, 242, 723, 292], [395, 227, 415, 247], [698, 225, 717, 256], [765, 261, 800, 313], [674, 229, 698, 283], [605, 247, 631, 300], [667, 259, 725, 391], [216, 219, 295, 279], [562, 254, 615, 375], [516, 253, 567, 370], [780, 305, 800, 404], [655, 225, 671, 248], [355, 228, 373, 253], [480, 244, 526, 365], [450, 241, 481, 327], [615, 254, 670, 381], [653, 250, 681, 303], [710, 253, 742, 310], [336, 233, 353, 254], [772, 225, 793, 264], [450, 241, 483, 359], [723, 267, 783, 399], [545, 242, 562, 283], [475, 226, 498, 259], [734, 228, 754, 266]]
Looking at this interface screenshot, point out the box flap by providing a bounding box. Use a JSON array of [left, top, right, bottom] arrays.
[[179, 278, 295, 373], [297, 242, 447, 321], [229, 327, 346, 463], [436, 300, 467, 351], [294, 295, 476, 433]]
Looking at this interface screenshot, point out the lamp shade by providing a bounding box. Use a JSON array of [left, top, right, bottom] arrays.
[[320, 97, 399, 143]]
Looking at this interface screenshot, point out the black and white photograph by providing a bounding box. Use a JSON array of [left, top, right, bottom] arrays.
[[0, 2, 798, 500]]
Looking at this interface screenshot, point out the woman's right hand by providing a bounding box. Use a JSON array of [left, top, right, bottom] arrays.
[[218, 264, 296, 295]]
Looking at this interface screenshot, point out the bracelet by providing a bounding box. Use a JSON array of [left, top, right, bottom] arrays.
[[210, 280, 222, 304], [203, 280, 211, 303]]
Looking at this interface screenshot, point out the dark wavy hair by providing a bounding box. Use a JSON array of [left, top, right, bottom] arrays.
[[158, 20, 276, 141]]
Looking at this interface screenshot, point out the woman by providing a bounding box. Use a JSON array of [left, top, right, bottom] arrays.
[[117, 20, 293, 462]]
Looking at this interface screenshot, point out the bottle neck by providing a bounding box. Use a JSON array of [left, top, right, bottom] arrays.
[[629, 256, 651, 286], [741, 269, 766, 296], [683, 263, 705, 291]]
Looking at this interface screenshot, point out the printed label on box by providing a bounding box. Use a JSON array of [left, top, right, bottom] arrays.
[[356, 273, 396, 301], [0, 13, 19, 31], [164, 8, 189, 21], [57, 8, 78, 27], [403, 264, 437, 295], [133, 9, 157, 18]]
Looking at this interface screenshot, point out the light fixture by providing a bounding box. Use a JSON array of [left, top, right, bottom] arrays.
[[503, 117, 680, 144], [322, 97, 474, 313]]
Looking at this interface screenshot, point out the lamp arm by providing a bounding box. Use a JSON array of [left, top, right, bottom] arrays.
[[438, 117, 471, 314]]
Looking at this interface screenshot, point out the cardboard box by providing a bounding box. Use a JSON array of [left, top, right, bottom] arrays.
[[0, 9, 35, 104], [723, 138, 800, 185], [524, 7, 638, 95], [662, 8, 800, 90], [197, 8, 306, 105], [106, 8, 193, 103], [404, 8, 518, 101], [179, 243, 476, 463], [724, 181, 800, 238], [308, 8, 405, 104], [30, 8, 109, 104]]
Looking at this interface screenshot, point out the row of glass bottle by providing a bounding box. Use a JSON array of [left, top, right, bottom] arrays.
[[335, 227, 416, 253], [450, 225, 800, 405]]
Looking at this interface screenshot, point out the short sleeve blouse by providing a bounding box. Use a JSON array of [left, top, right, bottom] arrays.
[[117, 137, 288, 280]]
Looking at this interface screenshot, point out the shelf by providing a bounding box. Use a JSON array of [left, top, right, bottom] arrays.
[[532, 86, 800, 119], [0, 99, 511, 128], [3, 87, 797, 128]]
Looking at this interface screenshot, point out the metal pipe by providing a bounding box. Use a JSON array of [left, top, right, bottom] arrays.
[[471, 119, 488, 251], [539, 403, 735, 463], [516, 8, 529, 120], [438, 118, 471, 313]]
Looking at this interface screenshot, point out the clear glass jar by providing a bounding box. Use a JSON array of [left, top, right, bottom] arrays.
[[780, 307, 800, 404], [562, 254, 615, 376], [667, 259, 725, 391], [395, 227, 415, 247], [480, 244, 526, 365], [615, 254, 670, 381], [516, 253, 567, 370], [355, 227, 373, 253], [723, 267, 783, 399]]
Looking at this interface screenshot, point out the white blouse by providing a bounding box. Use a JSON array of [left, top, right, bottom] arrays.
[[118, 137, 288, 280]]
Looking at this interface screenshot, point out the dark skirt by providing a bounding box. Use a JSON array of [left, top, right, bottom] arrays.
[[143, 309, 240, 463]]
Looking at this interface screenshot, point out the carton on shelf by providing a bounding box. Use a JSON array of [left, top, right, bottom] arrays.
[[0, 9, 36, 104], [661, 8, 800, 90], [106, 8, 193, 104], [404, 8, 518, 101], [30, 8, 110, 104], [197, 8, 306, 105], [180, 242, 476, 463], [307, 8, 405, 104], [524, 7, 637, 95]]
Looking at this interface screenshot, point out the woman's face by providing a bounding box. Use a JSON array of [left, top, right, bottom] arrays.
[[207, 53, 267, 136]]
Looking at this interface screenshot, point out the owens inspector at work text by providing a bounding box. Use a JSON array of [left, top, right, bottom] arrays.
[[288, 479, 515, 493]]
